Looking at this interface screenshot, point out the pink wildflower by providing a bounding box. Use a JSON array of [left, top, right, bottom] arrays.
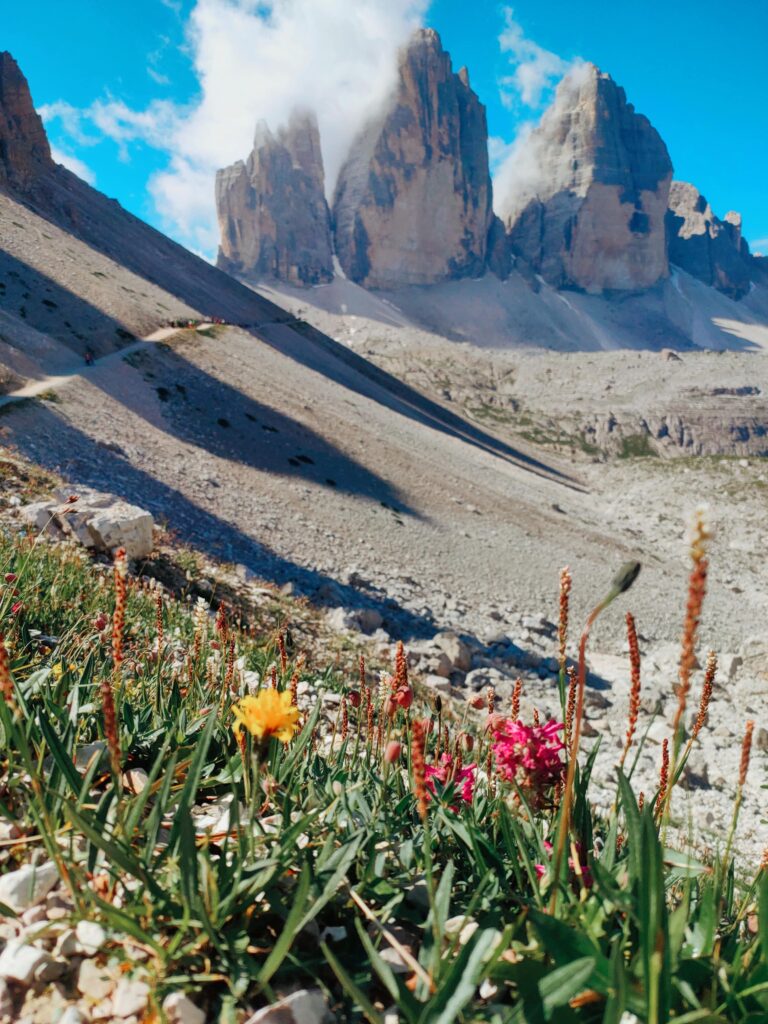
[[425, 753, 476, 805], [492, 718, 565, 809]]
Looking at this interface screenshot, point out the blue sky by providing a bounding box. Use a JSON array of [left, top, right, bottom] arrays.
[[4, 0, 767, 258]]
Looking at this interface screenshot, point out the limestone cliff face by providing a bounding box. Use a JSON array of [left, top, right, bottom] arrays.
[[495, 64, 673, 294], [666, 181, 752, 299], [0, 52, 52, 190], [216, 110, 333, 287], [332, 29, 493, 288]]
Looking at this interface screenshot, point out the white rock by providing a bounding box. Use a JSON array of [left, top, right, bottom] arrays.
[[422, 674, 451, 694], [77, 958, 117, 1001], [112, 978, 150, 1018], [0, 941, 52, 986], [433, 632, 472, 672], [163, 992, 207, 1024], [59, 1009, 89, 1024], [245, 989, 330, 1024], [76, 919, 107, 955], [0, 861, 59, 913]]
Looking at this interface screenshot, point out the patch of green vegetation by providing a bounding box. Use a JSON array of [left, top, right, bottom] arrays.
[[0, 528, 763, 1021], [37, 389, 61, 403], [618, 433, 658, 459], [467, 402, 517, 425]]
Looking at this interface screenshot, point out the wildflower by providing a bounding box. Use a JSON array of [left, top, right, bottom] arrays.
[[348, 689, 361, 709], [93, 612, 108, 632], [4, 573, 17, 583], [52, 662, 77, 681], [11, 601, 23, 616], [393, 684, 413, 710], [468, 693, 485, 710], [492, 717, 566, 809], [232, 689, 299, 744], [384, 740, 402, 763], [425, 753, 476, 805]]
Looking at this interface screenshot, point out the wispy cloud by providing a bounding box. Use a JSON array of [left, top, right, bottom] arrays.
[[497, 7, 574, 109], [751, 237, 768, 254], [49, 146, 96, 185]]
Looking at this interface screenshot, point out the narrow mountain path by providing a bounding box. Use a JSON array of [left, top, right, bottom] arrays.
[[0, 326, 197, 408]]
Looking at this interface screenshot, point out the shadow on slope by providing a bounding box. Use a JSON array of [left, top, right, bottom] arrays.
[[0, 257, 412, 513], [6, 402, 435, 638], [18, 170, 582, 492]]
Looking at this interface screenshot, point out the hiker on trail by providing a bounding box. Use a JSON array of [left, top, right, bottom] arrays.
[[84, 347, 95, 366]]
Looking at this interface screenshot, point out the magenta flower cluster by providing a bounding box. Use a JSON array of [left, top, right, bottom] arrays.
[[425, 754, 476, 805], [491, 717, 566, 808]]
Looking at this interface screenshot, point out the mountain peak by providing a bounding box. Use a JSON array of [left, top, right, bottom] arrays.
[[0, 51, 52, 190]]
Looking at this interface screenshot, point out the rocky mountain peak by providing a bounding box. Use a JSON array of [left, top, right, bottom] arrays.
[[216, 107, 333, 287], [666, 181, 752, 299], [332, 27, 492, 288], [495, 62, 673, 293], [0, 51, 53, 190]]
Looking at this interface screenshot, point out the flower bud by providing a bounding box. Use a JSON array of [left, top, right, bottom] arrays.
[[384, 741, 402, 763], [468, 693, 485, 709], [4, 573, 17, 583], [348, 689, 361, 708], [461, 732, 474, 752]]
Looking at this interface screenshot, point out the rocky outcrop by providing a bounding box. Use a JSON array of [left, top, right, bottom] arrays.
[[666, 181, 752, 299], [495, 64, 673, 294], [332, 29, 492, 288], [22, 488, 154, 560], [0, 51, 52, 190], [216, 110, 333, 287]]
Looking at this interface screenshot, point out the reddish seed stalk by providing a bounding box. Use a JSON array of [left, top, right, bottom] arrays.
[[558, 566, 572, 676], [739, 720, 754, 787], [673, 510, 710, 737], [112, 548, 127, 673], [155, 590, 164, 654], [532, 707, 540, 727], [619, 612, 642, 768], [224, 636, 236, 691], [341, 697, 349, 742], [394, 641, 408, 691], [655, 738, 670, 818], [487, 687, 496, 716], [565, 667, 577, 749], [511, 678, 522, 721], [638, 791, 645, 812], [692, 651, 717, 740], [289, 670, 299, 707], [411, 720, 429, 821], [0, 633, 14, 704], [277, 632, 288, 676]]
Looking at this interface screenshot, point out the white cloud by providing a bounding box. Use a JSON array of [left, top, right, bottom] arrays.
[[751, 237, 768, 254], [49, 146, 97, 185], [44, 0, 427, 258], [498, 7, 572, 109], [148, 0, 428, 254]]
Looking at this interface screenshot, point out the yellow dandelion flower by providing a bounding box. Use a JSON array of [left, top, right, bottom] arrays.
[[232, 689, 299, 744], [52, 662, 77, 681]]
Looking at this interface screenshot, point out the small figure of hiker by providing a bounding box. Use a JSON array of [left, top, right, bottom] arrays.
[[84, 347, 95, 366]]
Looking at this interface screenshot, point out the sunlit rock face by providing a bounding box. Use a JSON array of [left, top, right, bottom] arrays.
[[332, 28, 493, 288], [0, 52, 52, 190], [216, 110, 334, 288], [495, 64, 673, 294], [667, 181, 752, 300]]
